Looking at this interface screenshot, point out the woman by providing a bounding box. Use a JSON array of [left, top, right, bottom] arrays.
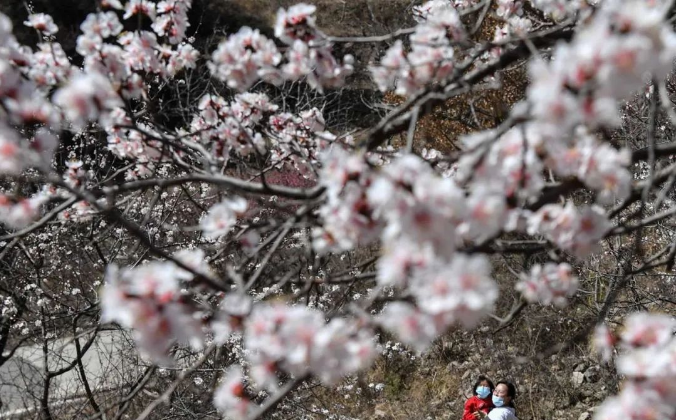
[[462, 375, 494, 420], [478, 381, 518, 420]]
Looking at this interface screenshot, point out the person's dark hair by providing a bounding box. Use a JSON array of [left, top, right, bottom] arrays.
[[496, 380, 517, 408], [472, 375, 495, 396]]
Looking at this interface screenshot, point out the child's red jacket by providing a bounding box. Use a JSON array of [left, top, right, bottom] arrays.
[[462, 395, 493, 420]]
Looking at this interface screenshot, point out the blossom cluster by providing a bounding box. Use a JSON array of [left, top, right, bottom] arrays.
[[527, 0, 676, 132], [455, 124, 633, 212], [313, 149, 503, 347], [451, 15, 644, 252], [54, 73, 123, 130], [213, 365, 253, 420], [267, 107, 333, 175], [1, 0, 201, 212], [188, 91, 333, 172], [0, 14, 61, 180], [100, 256, 207, 364], [23, 13, 59, 35], [493, 0, 597, 22], [371, 0, 464, 96], [189, 93, 278, 158], [209, 4, 353, 92], [102, 265, 378, 418], [100, 251, 379, 401], [527, 203, 611, 258], [545, 129, 633, 204], [593, 313, 676, 420], [67, 2, 198, 177], [455, 126, 546, 203], [0, 190, 49, 229], [245, 304, 376, 387], [212, 303, 376, 419], [76, 4, 198, 90], [0, 55, 59, 229], [529, 0, 599, 21], [200, 196, 248, 240], [515, 263, 578, 306], [104, 108, 166, 179], [153, 0, 193, 44]]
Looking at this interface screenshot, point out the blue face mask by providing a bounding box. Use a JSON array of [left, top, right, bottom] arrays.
[[492, 395, 505, 407], [476, 386, 491, 399]]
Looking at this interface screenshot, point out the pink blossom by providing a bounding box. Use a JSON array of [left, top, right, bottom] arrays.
[[530, 0, 576, 21], [244, 304, 322, 375], [594, 312, 676, 420], [300, 107, 326, 132], [528, 203, 610, 258], [76, 33, 102, 57], [411, 254, 498, 327], [173, 248, 214, 281], [0, 191, 48, 229], [200, 196, 248, 240], [309, 318, 377, 385], [24, 13, 58, 35], [377, 240, 435, 288], [515, 263, 578, 307], [378, 302, 443, 353], [424, 4, 465, 41], [29, 128, 58, 169], [100, 262, 205, 363], [0, 125, 24, 174], [26, 42, 74, 87], [496, 0, 524, 18], [313, 147, 382, 253], [152, 0, 192, 43], [506, 16, 533, 37], [369, 154, 465, 254], [621, 312, 676, 349], [457, 125, 545, 201], [80, 12, 123, 38], [211, 293, 251, 344], [53, 72, 123, 130], [209, 27, 282, 91], [191, 93, 280, 157], [274, 3, 318, 45], [594, 385, 676, 420], [369, 40, 406, 92], [123, 0, 157, 21], [121, 31, 162, 73], [213, 365, 254, 420], [370, 1, 461, 95], [458, 186, 507, 243], [165, 43, 199, 76], [413, 0, 455, 23], [101, 0, 124, 9]]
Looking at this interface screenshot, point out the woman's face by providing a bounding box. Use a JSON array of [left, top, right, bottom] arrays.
[[493, 384, 511, 404]]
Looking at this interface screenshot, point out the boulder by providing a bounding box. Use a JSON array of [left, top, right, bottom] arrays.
[[572, 371, 585, 387]]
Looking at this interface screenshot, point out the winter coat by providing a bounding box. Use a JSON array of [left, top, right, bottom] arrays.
[[487, 406, 518, 420], [462, 395, 494, 420]]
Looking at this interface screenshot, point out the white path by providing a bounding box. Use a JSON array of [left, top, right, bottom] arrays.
[[0, 330, 142, 418]]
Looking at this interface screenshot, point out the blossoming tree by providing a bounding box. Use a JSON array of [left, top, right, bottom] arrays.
[[1, 0, 675, 419]]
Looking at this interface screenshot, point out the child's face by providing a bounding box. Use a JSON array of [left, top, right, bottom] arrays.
[[493, 384, 511, 404], [479, 380, 490, 388]]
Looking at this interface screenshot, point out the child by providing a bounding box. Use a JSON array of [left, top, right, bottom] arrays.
[[483, 381, 518, 420], [462, 375, 495, 420]]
